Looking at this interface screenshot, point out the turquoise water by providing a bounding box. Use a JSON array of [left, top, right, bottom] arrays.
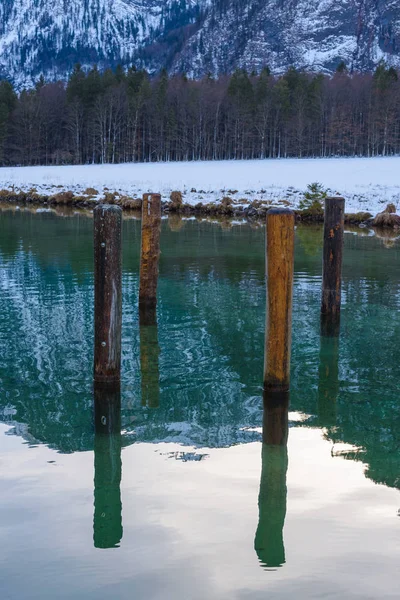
[[0, 208, 398, 599]]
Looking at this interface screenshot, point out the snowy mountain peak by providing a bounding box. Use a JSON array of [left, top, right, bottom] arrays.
[[1, 0, 400, 86]]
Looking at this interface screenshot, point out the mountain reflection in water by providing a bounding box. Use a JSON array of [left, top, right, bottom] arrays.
[[0, 209, 399, 495]]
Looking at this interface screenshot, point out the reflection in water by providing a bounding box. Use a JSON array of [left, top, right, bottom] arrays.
[[93, 386, 123, 549], [321, 311, 341, 338], [139, 304, 158, 327], [140, 323, 160, 409], [318, 335, 339, 427], [0, 212, 399, 490], [168, 213, 186, 232], [255, 392, 289, 569]]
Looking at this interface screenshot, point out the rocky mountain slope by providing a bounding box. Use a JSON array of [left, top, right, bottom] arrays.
[[1, 0, 400, 86], [171, 0, 400, 77], [0, 0, 206, 86]]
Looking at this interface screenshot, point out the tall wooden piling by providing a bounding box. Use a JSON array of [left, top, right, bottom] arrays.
[[321, 196, 345, 336], [93, 386, 122, 549], [139, 193, 161, 325], [264, 208, 295, 392], [94, 204, 122, 387]]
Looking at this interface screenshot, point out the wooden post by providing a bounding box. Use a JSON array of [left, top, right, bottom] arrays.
[[139, 193, 161, 325], [255, 391, 289, 568], [264, 208, 295, 392], [93, 204, 122, 387], [321, 196, 345, 337], [93, 386, 122, 548]]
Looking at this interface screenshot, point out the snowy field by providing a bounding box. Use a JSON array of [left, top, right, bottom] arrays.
[[0, 156, 400, 214]]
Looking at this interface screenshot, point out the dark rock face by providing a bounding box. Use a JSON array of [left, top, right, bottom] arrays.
[[2, 0, 400, 86], [171, 0, 400, 77]]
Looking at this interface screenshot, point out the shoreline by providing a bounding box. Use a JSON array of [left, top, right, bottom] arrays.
[[1, 157, 400, 217], [0, 191, 375, 225], [2, 201, 399, 247]]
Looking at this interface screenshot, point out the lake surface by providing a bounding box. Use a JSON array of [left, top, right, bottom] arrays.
[[0, 208, 398, 600]]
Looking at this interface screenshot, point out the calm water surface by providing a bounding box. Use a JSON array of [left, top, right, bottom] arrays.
[[0, 208, 398, 599]]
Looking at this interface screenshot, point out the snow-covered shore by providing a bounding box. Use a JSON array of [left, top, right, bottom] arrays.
[[0, 156, 399, 214]]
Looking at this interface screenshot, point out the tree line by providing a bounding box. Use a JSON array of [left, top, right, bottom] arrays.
[[0, 61, 399, 166]]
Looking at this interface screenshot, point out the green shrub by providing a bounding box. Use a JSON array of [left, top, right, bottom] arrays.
[[299, 182, 328, 211]]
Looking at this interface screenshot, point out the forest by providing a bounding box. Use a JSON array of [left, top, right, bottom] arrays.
[[0, 61, 399, 166]]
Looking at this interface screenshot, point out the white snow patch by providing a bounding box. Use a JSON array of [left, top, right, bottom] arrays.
[[1, 156, 400, 214]]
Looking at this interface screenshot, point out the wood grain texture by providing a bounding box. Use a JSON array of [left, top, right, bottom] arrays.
[[264, 208, 295, 392], [139, 193, 161, 322], [321, 196, 345, 336], [93, 204, 122, 385]]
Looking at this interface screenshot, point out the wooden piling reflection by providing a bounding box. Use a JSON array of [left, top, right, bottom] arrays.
[[93, 386, 122, 549], [139, 193, 161, 324], [140, 323, 160, 408], [93, 204, 122, 386], [255, 391, 289, 569], [262, 390, 289, 446], [318, 335, 339, 427], [321, 197, 345, 337], [264, 208, 295, 392]]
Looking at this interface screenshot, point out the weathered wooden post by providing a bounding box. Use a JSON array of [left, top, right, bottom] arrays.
[[321, 196, 345, 337], [140, 323, 160, 408], [264, 208, 295, 392], [139, 193, 161, 325], [255, 391, 289, 568], [93, 386, 122, 549], [93, 204, 122, 387], [260, 204, 292, 566]]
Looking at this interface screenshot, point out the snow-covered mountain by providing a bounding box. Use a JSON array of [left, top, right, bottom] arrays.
[[172, 0, 400, 77], [1, 0, 400, 86], [0, 0, 207, 86]]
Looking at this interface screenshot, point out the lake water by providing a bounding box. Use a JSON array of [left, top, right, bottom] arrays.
[[0, 208, 398, 600]]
